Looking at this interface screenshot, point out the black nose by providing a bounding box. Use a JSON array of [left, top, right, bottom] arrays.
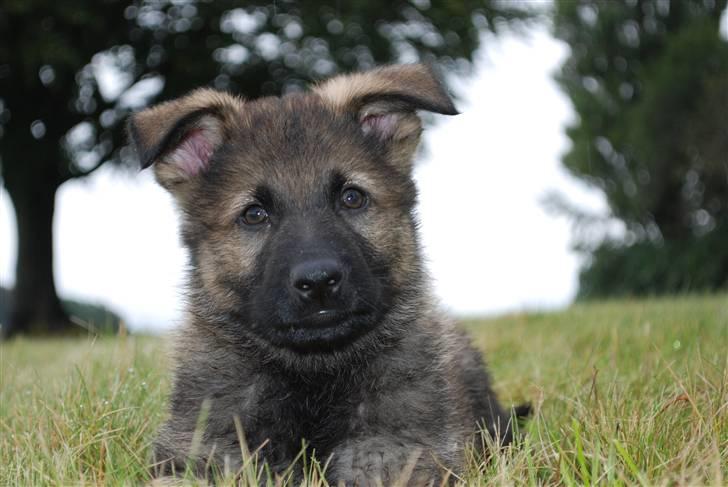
[[290, 258, 344, 304]]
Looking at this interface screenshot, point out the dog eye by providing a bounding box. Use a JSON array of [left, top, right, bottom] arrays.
[[240, 205, 269, 225], [341, 188, 367, 210]]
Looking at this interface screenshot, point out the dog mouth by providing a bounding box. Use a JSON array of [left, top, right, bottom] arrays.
[[269, 309, 376, 351], [286, 309, 352, 329]]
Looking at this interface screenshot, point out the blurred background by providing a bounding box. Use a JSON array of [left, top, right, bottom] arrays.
[[1, 0, 727, 336]]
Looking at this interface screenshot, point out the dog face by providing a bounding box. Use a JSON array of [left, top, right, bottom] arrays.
[[129, 65, 456, 355]]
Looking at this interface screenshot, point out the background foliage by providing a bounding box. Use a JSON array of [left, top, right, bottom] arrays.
[[552, 0, 728, 298]]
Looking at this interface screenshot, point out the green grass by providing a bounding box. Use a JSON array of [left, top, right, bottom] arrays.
[[1, 294, 726, 485]]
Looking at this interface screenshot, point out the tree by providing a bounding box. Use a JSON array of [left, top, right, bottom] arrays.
[[552, 0, 728, 297], [0, 0, 530, 337]]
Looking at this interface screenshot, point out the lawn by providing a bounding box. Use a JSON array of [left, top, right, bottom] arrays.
[[1, 294, 726, 485]]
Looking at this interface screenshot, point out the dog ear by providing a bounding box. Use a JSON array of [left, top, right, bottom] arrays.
[[127, 88, 243, 191], [314, 64, 458, 171]]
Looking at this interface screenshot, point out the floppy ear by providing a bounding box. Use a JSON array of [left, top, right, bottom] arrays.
[[314, 64, 458, 171], [127, 88, 243, 192]]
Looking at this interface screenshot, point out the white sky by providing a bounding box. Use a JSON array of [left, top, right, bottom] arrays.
[[0, 25, 608, 331]]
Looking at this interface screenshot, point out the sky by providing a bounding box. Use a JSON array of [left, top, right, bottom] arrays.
[[0, 24, 610, 332]]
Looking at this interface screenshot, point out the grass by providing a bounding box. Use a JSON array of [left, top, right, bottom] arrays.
[[1, 294, 726, 485]]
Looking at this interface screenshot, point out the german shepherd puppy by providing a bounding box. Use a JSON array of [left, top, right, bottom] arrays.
[[129, 64, 521, 485]]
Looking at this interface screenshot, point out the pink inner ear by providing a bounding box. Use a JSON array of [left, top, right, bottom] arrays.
[[361, 113, 399, 139], [167, 128, 215, 177]]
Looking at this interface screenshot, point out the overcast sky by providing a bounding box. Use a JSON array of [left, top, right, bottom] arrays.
[[0, 25, 609, 332]]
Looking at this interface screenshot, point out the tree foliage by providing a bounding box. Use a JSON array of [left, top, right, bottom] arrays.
[[0, 0, 530, 336], [552, 0, 728, 298]]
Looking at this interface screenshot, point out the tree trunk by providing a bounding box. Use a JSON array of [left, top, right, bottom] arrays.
[[3, 177, 72, 338]]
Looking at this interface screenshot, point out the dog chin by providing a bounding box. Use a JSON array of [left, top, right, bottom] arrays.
[[267, 309, 379, 352]]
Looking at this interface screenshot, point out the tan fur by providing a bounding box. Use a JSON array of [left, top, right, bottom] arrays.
[[314, 64, 452, 113]]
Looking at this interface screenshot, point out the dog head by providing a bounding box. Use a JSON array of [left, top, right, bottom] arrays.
[[129, 64, 457, 361]]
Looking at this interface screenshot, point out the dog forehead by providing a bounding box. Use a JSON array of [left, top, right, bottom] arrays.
[[239, 93, 355, 152], [222, 94, 374, 196]]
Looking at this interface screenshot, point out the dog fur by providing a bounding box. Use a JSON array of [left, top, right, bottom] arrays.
[[129, 64, 519, 485]]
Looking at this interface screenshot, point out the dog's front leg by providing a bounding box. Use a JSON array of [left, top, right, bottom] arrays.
[[328, 437, 445, 487]]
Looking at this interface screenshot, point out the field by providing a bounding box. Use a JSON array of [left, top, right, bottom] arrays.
[[1, 294, 726, 485]]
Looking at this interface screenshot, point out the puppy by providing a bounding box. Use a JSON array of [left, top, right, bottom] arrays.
[[129, 64, 521, 485]]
